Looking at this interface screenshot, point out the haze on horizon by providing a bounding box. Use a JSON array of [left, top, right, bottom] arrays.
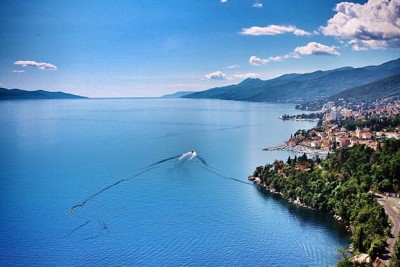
[[0, 0, 399, 98]]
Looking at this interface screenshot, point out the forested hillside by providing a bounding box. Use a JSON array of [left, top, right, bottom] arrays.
[[330, 74, 400, 102], [252, 139, 400, 261]]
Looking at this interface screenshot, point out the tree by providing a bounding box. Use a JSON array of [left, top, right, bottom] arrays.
[[287, 156, 292, 165], [391, 238, 400, 267]]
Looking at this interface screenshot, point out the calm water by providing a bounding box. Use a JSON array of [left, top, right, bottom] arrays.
[[0, 98, 349, 266]]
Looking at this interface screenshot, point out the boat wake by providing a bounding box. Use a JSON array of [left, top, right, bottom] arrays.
[[66, 151, 247, 240]]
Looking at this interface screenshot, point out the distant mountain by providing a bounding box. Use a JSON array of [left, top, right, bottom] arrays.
[[0, 88, 87, 100], [161, 91, 195, 98], [183, 58, 400, 103]]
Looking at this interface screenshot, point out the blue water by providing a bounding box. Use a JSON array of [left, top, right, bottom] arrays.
[[0, 98, 349, 266]]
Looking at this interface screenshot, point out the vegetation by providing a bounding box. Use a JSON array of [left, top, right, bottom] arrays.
[[329, 74, 400, 103], [337, 114, 400, 132], [253, 139, 400, 262], [280, 112, 324, 121], [391, 238, 400, 267]]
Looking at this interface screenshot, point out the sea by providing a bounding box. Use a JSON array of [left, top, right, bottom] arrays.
[[0, 98, 349, 267]]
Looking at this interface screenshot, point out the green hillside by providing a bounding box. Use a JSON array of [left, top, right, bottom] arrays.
[[329, 74, 400, 102], [296, 74, 400, 110]]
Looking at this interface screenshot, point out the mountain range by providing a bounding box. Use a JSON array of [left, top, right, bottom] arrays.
[[0, 88, 86, 100], [182, 58, 400, 103]]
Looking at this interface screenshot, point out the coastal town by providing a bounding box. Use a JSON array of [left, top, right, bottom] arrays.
[[274, 98, 400, 154], [252, 97, 400, 266]]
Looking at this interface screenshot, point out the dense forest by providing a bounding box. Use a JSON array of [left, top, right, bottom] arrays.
[[252, 139, 400, 263]]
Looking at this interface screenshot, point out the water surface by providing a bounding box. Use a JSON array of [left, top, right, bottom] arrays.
[[0, 98, 349, 266]]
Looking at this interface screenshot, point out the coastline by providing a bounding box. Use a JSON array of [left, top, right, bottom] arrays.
[[248, 175, 316, 210], [279, 117, 320, 122], [248, 175, 350, 227], [263, 144, 329, 156], [254, 139, 400, 265]]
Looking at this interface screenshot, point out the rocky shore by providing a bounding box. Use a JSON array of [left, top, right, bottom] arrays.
[[247, 175, 351, 231], [248, 175, 316, 210]]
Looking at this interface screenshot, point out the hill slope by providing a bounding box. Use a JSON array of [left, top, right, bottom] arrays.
[[0, 88, 87, 100], [328, 74, 400, 102], [183, 58, 400, 103], [161, 91, 195, 98], [295, 74, 400, 110]]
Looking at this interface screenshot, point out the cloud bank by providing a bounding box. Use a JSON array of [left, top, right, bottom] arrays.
[[241, 24, 312, 36], [233, 73, 260, 79], [249, 42, 340, 66], [320, 0, 400, 50], [205, 71, 260, 80], [14, 60, 57, 70]]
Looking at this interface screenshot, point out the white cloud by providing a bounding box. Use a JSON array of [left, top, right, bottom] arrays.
[[320, 0, 400, 50], [249, 54, 294, 66], [253, 2, 263, 8], [349, 39, 390, 51], [12, 70, 25, 73], [240, 24, 312, 36], [249, 42, 339, 66], [225, 65, 240, 69], [249, 56, 268, 66], [233, 73, 261, 79], [268, 56, 285, 62], [294, 42, 340, 56], [14, 60, 57, 70], [205, 71, 227, 80], [221, 0, 227, 3], [205, 71, 260, 80]]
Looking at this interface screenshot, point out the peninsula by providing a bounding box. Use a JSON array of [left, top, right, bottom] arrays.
[[0, 88, 87, 100]]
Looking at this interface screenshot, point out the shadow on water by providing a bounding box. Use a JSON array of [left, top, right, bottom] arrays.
[[255, 186, 350, 239]]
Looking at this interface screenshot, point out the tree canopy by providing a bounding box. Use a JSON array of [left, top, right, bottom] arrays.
[[253, 139, 400, 262]]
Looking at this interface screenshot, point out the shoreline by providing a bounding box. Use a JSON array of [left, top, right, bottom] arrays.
[[263, 144, 329, 156], [248, 175, 351, 228], [279, 118, 320, 122]]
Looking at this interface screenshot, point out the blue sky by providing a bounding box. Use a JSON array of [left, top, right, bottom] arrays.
[[1, 0, 399, 97]]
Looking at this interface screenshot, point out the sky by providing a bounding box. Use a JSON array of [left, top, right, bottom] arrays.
[[0, 0, 399, 97]]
